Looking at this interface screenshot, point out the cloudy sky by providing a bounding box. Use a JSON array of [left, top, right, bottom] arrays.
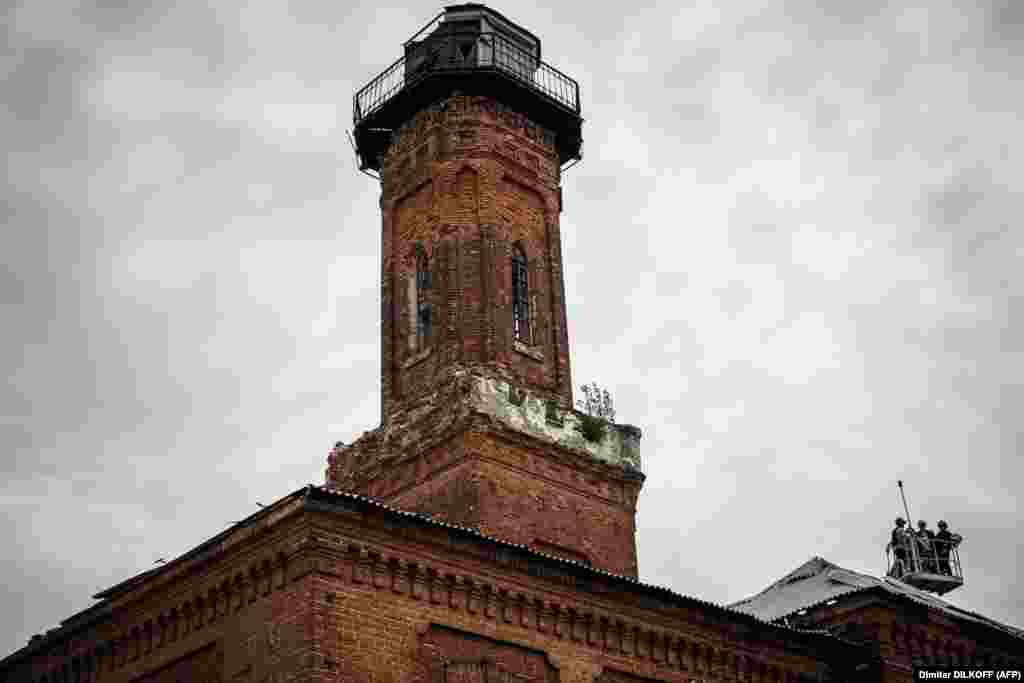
[[3, 0, 1023, 656]]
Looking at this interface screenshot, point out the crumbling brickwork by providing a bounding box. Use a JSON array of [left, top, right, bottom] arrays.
[[326, 369, 644, 576]]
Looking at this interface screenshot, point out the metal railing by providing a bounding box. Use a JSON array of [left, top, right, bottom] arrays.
[[886, 536, 963, 580], [353, 30, 580, 125]]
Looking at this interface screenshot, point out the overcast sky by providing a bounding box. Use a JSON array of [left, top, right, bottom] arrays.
[[3, 0, 1023, 657]]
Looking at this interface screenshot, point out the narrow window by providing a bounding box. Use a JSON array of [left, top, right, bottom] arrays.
[[512, 244, 531, 343], [416, 245, 432, 349]]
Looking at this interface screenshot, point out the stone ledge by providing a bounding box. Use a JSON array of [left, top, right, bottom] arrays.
[[327, 369, 644, 491], [470, 375, 642, 474]]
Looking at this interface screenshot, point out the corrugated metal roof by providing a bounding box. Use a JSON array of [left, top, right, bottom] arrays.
[[729, 557, 1024, 641]]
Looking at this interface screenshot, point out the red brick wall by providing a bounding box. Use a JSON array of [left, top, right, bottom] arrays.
[[388, 450, 483, 529], [380, 440, 639, 576], [299, 506, 850, 683], [459, 430, 639, 576], [414, 623, 560, 682], [135, 642, 222, 682], [378, 94, 573, 423], [332, 418, 641, 578]]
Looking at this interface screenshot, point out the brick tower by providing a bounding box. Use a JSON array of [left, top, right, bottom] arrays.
[[328, 4, 644, 577]]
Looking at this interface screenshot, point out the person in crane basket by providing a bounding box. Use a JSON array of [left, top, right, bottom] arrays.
[[915, 520, 938, 573], [888, 517, 912, 577], [934, 520, 962, 576]]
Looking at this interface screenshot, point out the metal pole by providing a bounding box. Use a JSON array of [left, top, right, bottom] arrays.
[[897, 480, 913, 527], [897, 480, 919, 573]]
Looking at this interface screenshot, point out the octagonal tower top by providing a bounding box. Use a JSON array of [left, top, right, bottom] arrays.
[[352, 4, 582, 172]]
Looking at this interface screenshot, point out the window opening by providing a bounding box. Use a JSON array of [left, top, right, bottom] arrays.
[[416, 245, 432, 349], [512, 245, 531, 343]]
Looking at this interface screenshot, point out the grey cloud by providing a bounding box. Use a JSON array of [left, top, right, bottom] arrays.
[[3, 43, 92, 140], [71, 1, 168, 36], [925, 164, 995, 232], [983, 0, 1024, 48]]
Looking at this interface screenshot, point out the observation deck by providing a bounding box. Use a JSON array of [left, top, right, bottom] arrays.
[[352, 4, 583, 172]]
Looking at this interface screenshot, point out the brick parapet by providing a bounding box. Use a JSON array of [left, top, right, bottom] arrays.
[[328, 367, 641, 486]]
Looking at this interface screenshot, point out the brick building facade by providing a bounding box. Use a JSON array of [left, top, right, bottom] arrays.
[[2, 4, 1021, 682]]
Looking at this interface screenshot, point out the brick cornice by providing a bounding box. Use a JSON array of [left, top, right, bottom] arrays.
[[300, 489, 859, 659], [300, 501, 861, 680]]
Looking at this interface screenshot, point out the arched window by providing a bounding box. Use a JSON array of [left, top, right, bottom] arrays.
[[512, 244, 530, 343], [416, 244, 431, 349]]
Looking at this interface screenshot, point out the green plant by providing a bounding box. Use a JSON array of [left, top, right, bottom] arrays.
[[576, 413, 607, 442], [575, 382, 615, 443]]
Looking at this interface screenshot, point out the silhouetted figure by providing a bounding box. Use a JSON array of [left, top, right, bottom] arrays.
[[888, 517, 912, 577], [934, 520, 962, 576], [916, 520, 937, 573]]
